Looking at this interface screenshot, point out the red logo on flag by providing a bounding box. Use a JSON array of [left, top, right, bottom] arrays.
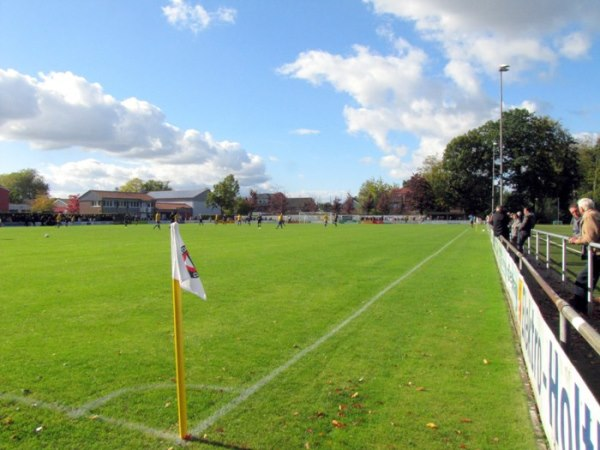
[[181, 245, 199, 279]]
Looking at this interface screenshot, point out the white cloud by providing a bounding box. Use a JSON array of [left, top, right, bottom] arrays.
[[162, 0, 236, 34], [0, 69, 269, 195], [291, 128, 320, 135], [280, 0, 600, 182], [557, 32, 591, 59]]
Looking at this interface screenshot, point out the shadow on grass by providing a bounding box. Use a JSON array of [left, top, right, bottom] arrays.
[[187, 435, 252, 450]]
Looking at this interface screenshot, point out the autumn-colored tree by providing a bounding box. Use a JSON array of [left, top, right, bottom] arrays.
[[31, 195, 56, 213], [301, 198, 318, 212], [66, 195, 80, 214], [268, 192, 288, 213], [331, 197, 342, 214], [403, 174, 435, 214], [342, 194, 355, 214]]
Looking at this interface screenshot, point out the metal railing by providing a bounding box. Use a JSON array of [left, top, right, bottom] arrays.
[[530, 229, 600, 311], [500, 233, 600, 356]]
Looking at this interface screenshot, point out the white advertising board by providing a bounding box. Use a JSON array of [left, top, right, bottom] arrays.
[[492, 237, 600, 450]]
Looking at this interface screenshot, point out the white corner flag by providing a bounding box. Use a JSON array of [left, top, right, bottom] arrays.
[[170, 222, 207, 300]]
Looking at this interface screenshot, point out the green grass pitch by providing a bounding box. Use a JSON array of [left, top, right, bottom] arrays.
[[0, 222, 539, 449]]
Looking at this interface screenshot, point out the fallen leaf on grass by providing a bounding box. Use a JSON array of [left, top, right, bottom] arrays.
[[460, 418, 473, 423], [426, 422, 438, 429], [350, 392, 359, 399], [332, 419, 345, 428], [415, 386, 426, 392]]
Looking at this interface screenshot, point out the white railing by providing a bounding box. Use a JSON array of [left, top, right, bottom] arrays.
[[502, 231, 600, 355]]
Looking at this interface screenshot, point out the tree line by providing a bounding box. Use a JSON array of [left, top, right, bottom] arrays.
[[2, 108, 598, 221]]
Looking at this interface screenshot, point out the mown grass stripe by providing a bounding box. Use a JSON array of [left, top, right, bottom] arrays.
[[191, 228, 468, 435]]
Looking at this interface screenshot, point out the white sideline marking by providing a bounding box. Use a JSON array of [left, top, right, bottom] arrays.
[[0, 382, 242, 443], [191, 229, 468, 435], [0, 391, 178, 441], [0, 228, 466, 443], [71, 383, 241, 418]]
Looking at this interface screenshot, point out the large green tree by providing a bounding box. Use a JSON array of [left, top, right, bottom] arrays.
[[443, 109, 578, 217], [0, 169, 49, 203], [575, 137, 600, 202], [206, 174, 240, 215], [443, 123, 496, 215], [502, 109, 578, 213]]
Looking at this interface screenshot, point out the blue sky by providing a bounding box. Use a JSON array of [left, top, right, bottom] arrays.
[[1, 0, 599, 201]]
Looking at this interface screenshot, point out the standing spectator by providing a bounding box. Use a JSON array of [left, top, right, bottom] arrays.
[[510, 211, 522, 245], [569, 203, 582, 236], [569, 203, 585, 259], [568, 198, 600, 313], [153, 212, 161, 229], [276, 212, 284, 229], [491, 206, 510, 240], [257, 213, 262, 228], [517, 206, 536, 252]]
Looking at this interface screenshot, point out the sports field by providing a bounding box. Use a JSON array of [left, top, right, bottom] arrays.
[[0, 222, 539, 449]]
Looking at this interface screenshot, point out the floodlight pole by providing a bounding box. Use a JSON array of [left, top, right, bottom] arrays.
[[491, 143, 495, 212], [498, 64, 509, 206]]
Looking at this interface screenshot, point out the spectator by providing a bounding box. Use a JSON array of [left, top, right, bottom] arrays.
[[517, 206, 536, 252], [569, 203, 582, 236], [568, 198, 600, 313], [570, 202, 586, 259], [491, 206, 510, 240], [510, 211, 522, 245]]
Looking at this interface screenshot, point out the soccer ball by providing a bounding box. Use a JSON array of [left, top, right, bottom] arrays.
[[44, 233, 50, 238]]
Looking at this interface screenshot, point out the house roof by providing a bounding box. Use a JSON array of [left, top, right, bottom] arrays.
[[148, 189, 210, 200], [79, 190, 153, 201], [155, 202, 193, 211]]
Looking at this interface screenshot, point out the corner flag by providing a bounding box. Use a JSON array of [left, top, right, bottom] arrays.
[[171, 222, 206, 300], [170, 222, 207, 440]]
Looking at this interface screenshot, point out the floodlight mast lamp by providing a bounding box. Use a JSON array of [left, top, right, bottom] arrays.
[[498, 64, 509, 206]]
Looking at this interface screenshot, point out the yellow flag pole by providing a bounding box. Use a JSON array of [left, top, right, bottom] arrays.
[[172, 278, 189, 440]]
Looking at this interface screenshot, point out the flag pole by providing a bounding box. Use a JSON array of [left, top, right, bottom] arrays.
[[172, 278, 189, 440]]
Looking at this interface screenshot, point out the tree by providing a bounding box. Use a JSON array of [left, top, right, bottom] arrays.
[[119, 178, 144, 193], [142, 180, 171, 192], [502, 109, 578, 214], [206, 174, 240, 215], [357, 178, 395, 214], [119, 178, 171, 193], [0, 169, 49, 203], [402, 174, 435, 214], [331, 197, 342, 214], [301, 198, 318, 212], [442, 109, 578, 217], [342, 194, 355, 214], [31, 195, 56, 213], [66, 195, 80, 214], [420, 156, 451, 211], [376, 191, 391, 214], [576, 137, 600, 202], [268, 192, 288, 213], [443, 124, 496, 215]]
